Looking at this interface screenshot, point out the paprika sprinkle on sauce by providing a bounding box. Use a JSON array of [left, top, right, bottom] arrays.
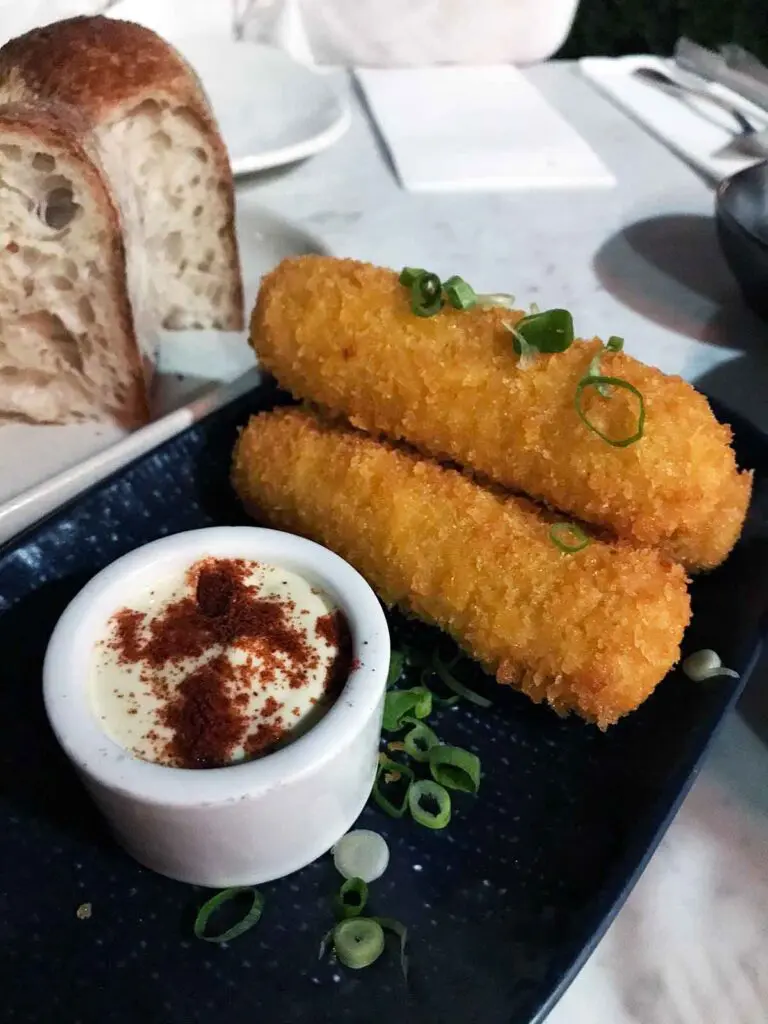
[[89, 558, 354, 769]]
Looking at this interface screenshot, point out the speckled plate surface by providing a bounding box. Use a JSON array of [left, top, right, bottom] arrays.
[[1, 383, 766, 1024]]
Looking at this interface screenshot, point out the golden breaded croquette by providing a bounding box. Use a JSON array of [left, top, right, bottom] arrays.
[[232, 407, 691, 728], [251, 255, 751, 571]]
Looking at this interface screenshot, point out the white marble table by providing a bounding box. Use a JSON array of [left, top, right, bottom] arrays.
[[235, 62, 768, 1022]]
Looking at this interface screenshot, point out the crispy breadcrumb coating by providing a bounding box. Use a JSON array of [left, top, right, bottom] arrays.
[[232, 407, 691, 728], [251, 255, 751, 571]]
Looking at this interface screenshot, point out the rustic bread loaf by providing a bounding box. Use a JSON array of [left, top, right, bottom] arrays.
[[0, 15, 244, 332]]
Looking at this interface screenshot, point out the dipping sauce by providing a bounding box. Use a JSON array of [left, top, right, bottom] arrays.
[[89, 557, 352, 768]]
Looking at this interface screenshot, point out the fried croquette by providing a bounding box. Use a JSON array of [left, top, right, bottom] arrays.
[[251, 255, 751, 571], [232, 407, 691, 728]]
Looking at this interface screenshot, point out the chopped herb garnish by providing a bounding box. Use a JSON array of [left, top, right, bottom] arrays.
[[606, 335, 624, 352], [373, 757, 415, 818], [333, 918, 386, 969], [408, 779, 451, 829], [398, 267, 426, 287], [193, 887, 264, 943], [428, 745, 481, 794], [401, 269, 444, 317], [512, 308, 574, 353], [372, 917, 409, 980], [403, 721, 440, 762], [386, 650, 405, 689], [475, 292, 516, 309], [575, 375, 645, 448], [443, 275, 478, 310], [334, 877, 368, 920], [383, 687, 432, 731], [550, 522, 590, 554], [432, 652, 493, 707]]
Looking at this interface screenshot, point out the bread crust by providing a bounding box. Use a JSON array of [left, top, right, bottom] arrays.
[[0, 101, 149, 427]]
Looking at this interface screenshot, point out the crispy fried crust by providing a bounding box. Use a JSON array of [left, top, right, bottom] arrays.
[[251, 255, 752, 570], [232, 407, 691, 728]]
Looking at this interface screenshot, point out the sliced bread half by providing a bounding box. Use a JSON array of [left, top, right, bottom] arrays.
[[0, 16, 243, 331], [0, 103, 149, 427]]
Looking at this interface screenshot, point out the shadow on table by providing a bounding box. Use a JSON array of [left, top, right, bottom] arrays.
[[594, 213, 768, 351]]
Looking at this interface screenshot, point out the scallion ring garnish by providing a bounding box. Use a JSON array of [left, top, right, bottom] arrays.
[[504, 321, 539, 369], [443, 275, 478, 310], [333, 918, 386, 970], [475, 292, 516, 309], [432, 652, 493, 708], [373, 757, 415, 818], [334, 877, 368, 919], [382, 686, 432, 731], [587, 352, 611, 398], [333, 829, 390, 882], [428, 744, 481, 794], [529, 301, 540, 314], [398, 267, 426, 287], [575, 375, 646, 448], [403, 721, 440, 762], [387, 650, 405, 689], [607, 335, 624, 352], [372, 917, 409, 980], [550, 522, 590, 554], [408, 779, 451, 829], [513, 308, 574, 353], [410, 271, 443, 317], [193, 887, 264, 943]]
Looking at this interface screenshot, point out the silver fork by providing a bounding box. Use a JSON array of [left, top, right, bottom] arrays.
[[633, 66, 758, 134]]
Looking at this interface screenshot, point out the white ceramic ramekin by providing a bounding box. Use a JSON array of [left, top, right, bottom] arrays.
[[43, 527, 389, 887]]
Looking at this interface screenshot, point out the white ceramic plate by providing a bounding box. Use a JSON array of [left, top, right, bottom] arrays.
[[172, 37, 351, 177], [0, 202, 329, 547]]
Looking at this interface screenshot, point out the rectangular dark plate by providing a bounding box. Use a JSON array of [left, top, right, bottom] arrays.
[[1, 381, 766, 1024]]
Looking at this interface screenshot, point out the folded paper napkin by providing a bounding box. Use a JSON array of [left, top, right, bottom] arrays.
[[355, 65, 615, 192], [580, 55, 768, 184]]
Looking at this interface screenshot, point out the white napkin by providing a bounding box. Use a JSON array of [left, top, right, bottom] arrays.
[[355, 65, 615, 193], [580, 55, 768, 183]]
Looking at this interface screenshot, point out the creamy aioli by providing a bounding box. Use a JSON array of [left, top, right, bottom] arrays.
[[89, 559, 349, 768]]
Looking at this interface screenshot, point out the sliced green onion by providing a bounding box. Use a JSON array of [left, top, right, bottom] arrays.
[[399, 266, 425, 287], [443, 275, 477, 310], [193, 887, 264, 943], [373, 757, 415, 818], [410, 271, 443, 317], [420, 666, 460, 706], [334, 877, 368, 919], [403, 721, 440, 762], [387, 650, 405, 689], [432, 652, 492, 708], [550, 522, 590, 554], [333, 829, 390, 882], [504, 321, 539, 369], [513, 308, 574, 353], [373, 917, 409, 980], [587, 352, 611, 398], [319, 926, 334, 961], [382, 686, 432, 731], [529, 301, 540, 314], [575, 376, 646, 448], [606, 335, 624, 352], [428, 745, 481, 794], [475, 292, 516, 309], [682, 649, 739, 682], [333, 918, 386, 969], [408, 779, 451, 829]]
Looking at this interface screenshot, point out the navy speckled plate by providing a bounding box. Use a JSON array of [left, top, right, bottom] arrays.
[[1, 381, 766, 1024]]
